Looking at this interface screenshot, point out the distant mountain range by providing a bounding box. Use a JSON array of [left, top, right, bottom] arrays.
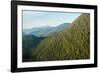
[[23, 23, 70, 37]]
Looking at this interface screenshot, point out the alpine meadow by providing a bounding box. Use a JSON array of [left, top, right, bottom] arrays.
[[22, 12, 90, 62]]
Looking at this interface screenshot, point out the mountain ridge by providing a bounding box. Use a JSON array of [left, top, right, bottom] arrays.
[[23, 23, 70, 37]]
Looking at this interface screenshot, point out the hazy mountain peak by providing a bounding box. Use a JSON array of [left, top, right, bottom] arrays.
[[23, 23, 70, 37]]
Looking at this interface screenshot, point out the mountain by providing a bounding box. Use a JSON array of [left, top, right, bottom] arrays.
[[55, 23, 70, 31], [31, 26, 53, 37], [23, 23, 70, 37], [22, 33, 44, 62], [32, 13, 90, 61]]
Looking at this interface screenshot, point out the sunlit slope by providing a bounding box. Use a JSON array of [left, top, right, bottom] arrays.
[[32, 13, 90, 61]]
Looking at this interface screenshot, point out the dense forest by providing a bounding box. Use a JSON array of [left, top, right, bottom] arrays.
[[22, 13, 90, 62]]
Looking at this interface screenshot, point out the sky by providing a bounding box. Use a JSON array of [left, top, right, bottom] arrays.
[[22, 10, 81, 29]]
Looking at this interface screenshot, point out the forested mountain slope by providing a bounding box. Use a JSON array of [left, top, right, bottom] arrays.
[[22, 34, 44, 62]]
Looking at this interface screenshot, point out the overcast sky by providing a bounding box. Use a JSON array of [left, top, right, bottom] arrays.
[[22, 10, 81, 29]]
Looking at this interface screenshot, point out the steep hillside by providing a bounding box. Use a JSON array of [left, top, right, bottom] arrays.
[[32, 13, 90, 61]]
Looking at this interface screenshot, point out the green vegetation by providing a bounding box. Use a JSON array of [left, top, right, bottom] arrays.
[[32, 13, 90, 61]]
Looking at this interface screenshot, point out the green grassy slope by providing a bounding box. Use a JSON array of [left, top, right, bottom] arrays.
[[32, 13, 90, 61]]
